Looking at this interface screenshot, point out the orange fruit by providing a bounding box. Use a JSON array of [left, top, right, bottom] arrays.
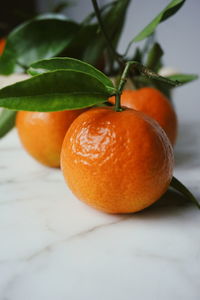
[[109, 87, 178, 145], [61, 107, 174, 214], [0, 38, 6, 55], [16, 110, 86, 167]]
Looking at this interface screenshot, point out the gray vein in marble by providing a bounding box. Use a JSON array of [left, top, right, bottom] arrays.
[[0, 179, 16, 185], [2, 275, 20, 300], [0, 169, 56, 184], [0, 197, 29, 205], [0, 217, 129, 265], [0, 217, 129, 299], [0, 120, 200, 300], [26, 216, 129, 261], [133, 249, 182, 263]]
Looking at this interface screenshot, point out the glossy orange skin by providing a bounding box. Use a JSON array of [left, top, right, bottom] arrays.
[[0, 38, 6, 55], [16, 110, 86, 167], [61, 107, 174, 214], [109, 88, 178, 145]]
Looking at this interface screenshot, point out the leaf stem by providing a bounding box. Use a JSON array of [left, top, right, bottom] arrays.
[[123, 40, 134, 58], [115, 93, 122, 112], [83, 1, 116, 25], [114, 59, 181, 111], [120, 61, 181, 87], [117, 60, 180, 95], [117, 61, 132, 93], [16, 61, 29, 72], [114, 61, 131, 112], [91, 0, 124, 67]]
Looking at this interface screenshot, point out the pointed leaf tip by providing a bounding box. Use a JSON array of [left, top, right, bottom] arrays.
[[0, 69, 115, 112], [0, 109, 16, 138], [132, 0, 185, 43], [170, 176, 200, 209]]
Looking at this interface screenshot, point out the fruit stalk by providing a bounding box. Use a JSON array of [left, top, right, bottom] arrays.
[[115, 61, 132, 111]]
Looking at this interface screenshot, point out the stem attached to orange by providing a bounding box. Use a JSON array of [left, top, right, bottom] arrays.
[[115, 62, 132, 112], [115, 60, 180, 112]]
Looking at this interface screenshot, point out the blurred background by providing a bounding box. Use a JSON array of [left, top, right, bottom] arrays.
[[0, 0, 199, 122]]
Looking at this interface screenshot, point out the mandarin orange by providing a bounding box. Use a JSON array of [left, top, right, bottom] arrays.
[[0, 38, 6, 55], [16, 109, 85, 167], [61, 107, 174, 214], [109, 88, 177, 145]]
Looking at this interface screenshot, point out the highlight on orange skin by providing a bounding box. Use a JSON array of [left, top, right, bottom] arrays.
[[0, 38, 6, 55], [109, 88, 178, 145], [61, 107, 174, 214], [16, 109, 86, 168]]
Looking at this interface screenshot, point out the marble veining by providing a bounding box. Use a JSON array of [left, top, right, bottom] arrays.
[[0, 76, 200, 299], [0, 123, 200, 300]]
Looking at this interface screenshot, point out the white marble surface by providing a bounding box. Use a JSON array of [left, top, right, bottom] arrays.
[[0, 79, 200, 299]]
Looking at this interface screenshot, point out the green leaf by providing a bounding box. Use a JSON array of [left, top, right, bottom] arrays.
[[0, 109, 16, 138], [28, 57, 114, 88], [167, 74, 198, 84], [131, 47, 143, 63], [128, 61, 180, 87], [82, 1, 116, 25], [132, 0, 185, 42], [141, 33, 156, 57], [146, 42, 164, 71], [101, 0, 131, 49], [170, 176, 200, 209], [0, 70, 116, 112], [153, 73, 198, 97], [52, 1, 73, 13], [0, 14, 79, 75], [60, 23, 98, 61], [59, 0, 130, 69]]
